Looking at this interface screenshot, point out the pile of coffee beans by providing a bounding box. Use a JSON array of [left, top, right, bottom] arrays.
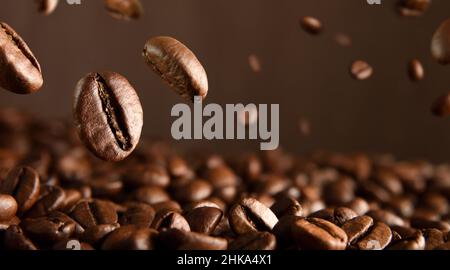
[[0, 109, 449, 250]]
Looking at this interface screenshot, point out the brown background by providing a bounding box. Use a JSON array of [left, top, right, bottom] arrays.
[[1, 0, 450, 161]]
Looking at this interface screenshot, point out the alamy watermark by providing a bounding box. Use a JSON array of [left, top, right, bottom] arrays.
[[171, 96, 279, 151]]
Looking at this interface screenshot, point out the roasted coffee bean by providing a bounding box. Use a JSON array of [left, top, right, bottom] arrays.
[[300, 16, 322, 35], [102, 225, 158, 250], [343, 217, 392, 250], [81, 223, 119, 246], [398, 0, 430, 17], [1, 166, 40, 213], [53, 239, 94, 250], [432, 19, 450, 65], [254, 174, 289, 196], [173, 179, 212, 203], [57, 148, 92, 182], [432, 92, 450, 117], [185, 207, 223, 234], [36, 0, 59, 15], [0, 22, 43, 94], [151, 209, 190, 232], [423, 228, 446, 250], [123, 164, 170, 187], [152, 200, 182, 213], [367, 209, 406, 227], [388, 231, 425, 250], [323, 177, 355, 205], [410, 217, 450, 231], [350, 60, 373, 80], [342, 215, 374, 244], [142, 36, 208, 102], [73, 71, 143, 162], [21, 214, 76, 245], [0, 194, 18, 221], [183, 200, 222, 212], [345, 197, 370, 216], [291, 218, 347, 250], [309, 207, 358, 226], [229, 197, 278, 235], [168, 156, 193, 179], [229, 231, 276, 250], [4, 225, 37, 250], [132, 186, 170, 205], [71, 200, 118, 228], [334, 32, 352, 47], [387, 195, 415, 218], [119, 203, 155, 228], [104, 0, 143, 20], [270, 196, 303, 218], [420, 192, 448, 215], [408, 59, 424, 81], [90, 176, 123, 198], [157, 228, 227, 250], [26, 185, 66, 218]]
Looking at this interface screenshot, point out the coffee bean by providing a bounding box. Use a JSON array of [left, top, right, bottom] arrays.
[[367, 209, 406, 227], [270, 196, 303, 218], [119, 202, 155, 228], [142, 36, 208, 102], [323, 177, 355, 205], [21, 214, 76, 245], [350, 60, 373, 80], [132, 186, 170, 205], [432, 19, 450, 65], [388, 231, 425, 250], [104, 0, 144, 20], [36, 0, 59, 15], [73, 71, 143, 162], [185, 207, 223, 234], [1, 166, 40, 213], [343, 217, 392, 250], [102, 225, 158, 250], [151, 209, 190, 232], [183, 200, 222, 212], [81, 223, 119, 246], [26, 185, 66, 218], [310, 207, 358, 226], [90, 176, 123, 198], [229, 197, 278, 235], [71, 200, 118, 228], [4, 225, 37, 250], [173, 179, 213, 203], [423, 228, 446, 250], [124, 164, 170, 187], [291, 218, 347, 250], [0, 194, 18, 221], [157, 228, 227, 250], [345, 197, 370, 216], [432, 92, 450, 117], [420, 192, 448, 215], [229, 231, 276, 250], [300, 16, 322, 35], [410, 217, 450, 231], [408, 59, 424, 81], [0, 22, 43, 94], [398, 0, 430, 17]]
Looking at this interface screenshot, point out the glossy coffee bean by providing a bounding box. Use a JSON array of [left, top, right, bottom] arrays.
[[292, 218, 347, 250], [1, 166, 40, 213], [4, 225, 37, 250], [119, 202, 155, 228], [229, 231, 276, 250], [0, 194, 18, 221], [102, 225, 158, 250], [157, 228, 227, 250], [71, 200, 118, 228], [342, 215, 374, 244], [388, 231, 425, 250], [132, 186, 170, 205], [345, 197, 370, 216], [342, 217, 392, 250], [408, 59, 425, 81], [21, 214, 76, 245], [143, 36, 208, 102], [0, 22, 43, 94], [185, 207, 223, 234], [36, 0, 59, 15], [270, 196, 303, 218], [173, 179, 212, 203], [123, 164, 170, 187], [309, 207, 358, 226], [73, 71, 143, 162], [367, 209, 406, 227], [151, 209, 190, 232], [229, 197, 278, 235], [398, 0, 430, 17], [26, 185, 66, 218], [104, 0, 144, 20], [432, 18, 450, 65], [300, 16, 322, 35], [423, 229, 446, 250], [80, 223, 119, 246], [350, 60, 373, 80]]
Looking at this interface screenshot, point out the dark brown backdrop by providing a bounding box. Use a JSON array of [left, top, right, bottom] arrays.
[[1, 0, 450, 161]]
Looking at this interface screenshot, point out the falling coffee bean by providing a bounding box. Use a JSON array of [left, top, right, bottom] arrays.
[[0, 194, 18, 221], [142, 36, 208, 102], [408, 59, 424, 81], [300, 16, 322, 35], [73, 71, 143, 162], [431, 18, 450, 65], [350, 60, 373, 80], [36, 0, 59, 15], [397, 0, 431, 17], [0, 22, 43, 94], [104, 0, 144, 20], [431, 92, 450, 117]]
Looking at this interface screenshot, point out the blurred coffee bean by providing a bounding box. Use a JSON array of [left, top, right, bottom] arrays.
[[408, 59, 425, 81], [132, 186, 170, 205], [173, 179, 212, 203], [102, 225, 158, 250], [398, 0, 430, 17], [309, 207, 358, 226], [26, 185, 66, 218], [345, 197, 370, 216], [1, 166, 40, 213], [152, 200, 182, 213], [157, 229, 227, 250], [229, 231, 276, 250], [104, 0, 144, 20], [367, 209, 406, 227], [410, 217, 450, 231], [0, 194, 18, 221], [323, 176, 355, 205], [270, 196, 303, 218], [431, 18, 450, 65], [350, 60, 373, 80], [36, 0, 59, 15], [300, 16, 322, 35], [123, 164, 169, 187], [119, 202, 155, 228], [4, 225, 37, 250], [292, 218, 347, 250], [423, 228, 446, 250]]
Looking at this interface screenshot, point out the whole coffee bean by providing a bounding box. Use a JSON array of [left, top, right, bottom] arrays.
[[102, 225, 158, 250], [119, 203, 155, 228], [423, 229, 445, 250], [152, 200, 182, 213], [292, 218, 347, 250], [350, 60, 373, 80], [53, 239, 94, 250], [387, 195, 415, 218], [354, 222, 392, 250], [36, 0, 59, 15], [0, 216, 20, 230], [0, 22, 43, 94], [229, 197, 279, 235], [4, 225, 37, 250], [408, 59, 424, 81], [431, 19, 450, 65], [73, 71, 143, 162], [0, 194, 18, 221], [132, 186, 170, 205], [310, 207, 358, 226], [434, 242, 450, 250], [229, 231, 276, 250], [173, 179, 213, 203], [300, 16, 322, 35], [342, 215, 374, 244], [323, 177, 355, 205], [81, 223, 119, 246], [367, 209, 406, 227], [398, 0, 430, 17], [151, 209, 190, 232], [431, 92, 450, 117], [157, 228, 227, 250], [334, 32, 352, 47], [345, 197, 370, 216], [71, 200, 118, 228], [410, 217, 450, 231], [270, 196, 303, 218], [142, 36, 208, 102], [104, 0, 144, 20], [205, 166, 238, 189], [420, 192, 448, 215], [185, 207, 223, 234], [26, 185, 66, 218], [254, 174, 289, 196], [183, 200, 222, 212], [1, 166, 40, 213], [61, 189, 82, 213], [57, 148, 92, 182], [388, 231, 425, 250], [21, 215, 76, 245], [124, 164, 170, 187]]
